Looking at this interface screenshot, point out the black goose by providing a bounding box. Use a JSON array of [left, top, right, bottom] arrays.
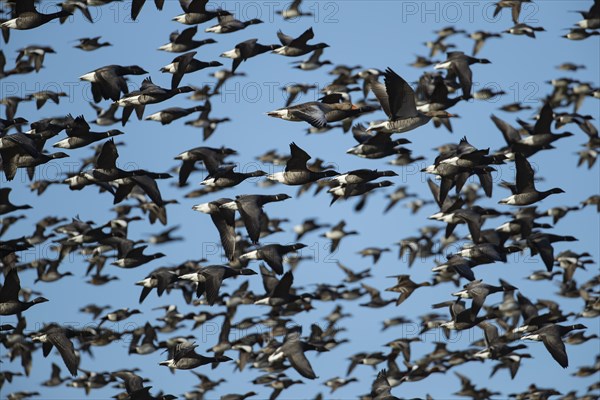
[[31, 325, 82, 376], [220, 194, 291, 244], [160, 51, 222, 89], [205, 11, 262, 34], [434, 51, 491, 98], [0, 268, 48, 316], [267, 143, 338, 185], [116, 78, 194, 125], [201, 165, 266, 188], [368, 68, 454, 133], [159, 342, 232, 370], [0, 188, 32, 215], [158, 26, 216, 52], [220, 39, 280, 73], [173, 0, 221, 25], [74, 37, 111, 51], [521, 324, 587, 368], [499, 153, 565, 206], [193, 198, 236, 260], [145, 105, 205, 125], [1, 0, 71, 31], [273, 27, 329, 57], [240, 243, 307, 274], [79, 64, 148, 103], [53, 115, 123, 149]]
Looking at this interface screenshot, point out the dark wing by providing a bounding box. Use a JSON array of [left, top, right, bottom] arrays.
[[203, 267, 225, 305], [186, 0, 208, 13], [271, 271, 293, 298], [514, 153, 535, 193], [284, 341, 317, 379], [211, 209, 236, 261], [368, 78, 393, 119], [48, 331, 79, 376], [262, 246, 284, 275], [277, 30, 295, 45], [176, 26, 197, 43], [96, 140, 118, 169], [130, 175, 164, 206], [0, 268, 20, 302], [286, 142, 311, 171], [533, 103, 553, 135], [289, 27, 314, 47], [290, 105, 328, 128], [450, 59, 472, 98], [541, 332, 568, 368], [131, 0, 146, 20], [384, 68, 418, 119], [237, 200, 264, 244], [172, 51, 197, 90], [491, 115, 521, 145]]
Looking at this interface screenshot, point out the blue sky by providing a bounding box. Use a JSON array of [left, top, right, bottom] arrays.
[[1, 0, 599, 398]]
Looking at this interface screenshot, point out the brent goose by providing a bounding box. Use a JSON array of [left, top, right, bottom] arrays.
[[220, 39, 278, 73], [499, 153, 565, 205], [173, 0, 221, 25], [158, 26, 216, 52], [434, 52, 491, 98], [385, 275, 431, 305], [268, 331, 318, 379], [53, 115, 123, 149], [562, 28, 600, 40], [145, 105, 205, 125], [368, 68, 454, 133], [504, 23, 546, 38], [175, 144, 236, 186], [160, 51, 222, 89], [329, 181, 394, 205], [273, 27, 329, 57], [574, 0, 600, 29], [0, 188, 32, 215], [277, 0, 313, 19], [1, 0, 71, 31], [320, 221, 358, 252], [347, 125, 411, 159], [332, 169, 398, 186], [179, 265, 256, 304], [74, 37, 111, 51], [88, 102, 121, 126], [160, 342, 232, 369], [521, 324, 587, 368], [16, 45, 55, 72], [294, 218, 330, 240], [0, 268, 48, 316], [111, 246, 165, 268], [32, 325, 82, 376], [467, 31, 502, 55], [220, 194, 291, 244], [240, 243, 306, 274], [135, 268, 178, 303], [452, 280, 517, 315], [358, 247, 391, 264], [184, 99, 231, 140], [116, 78, 194, 125], [79, 64, 148, 103], [201, 166, 267, 188], [292, 48, 332, 71], [267, 93, 366, 129], [205, 11, 262, 34], [267, 143, 338, 185]]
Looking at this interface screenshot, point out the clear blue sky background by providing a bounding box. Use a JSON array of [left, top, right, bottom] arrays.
[[1, 1, 599, 398]]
